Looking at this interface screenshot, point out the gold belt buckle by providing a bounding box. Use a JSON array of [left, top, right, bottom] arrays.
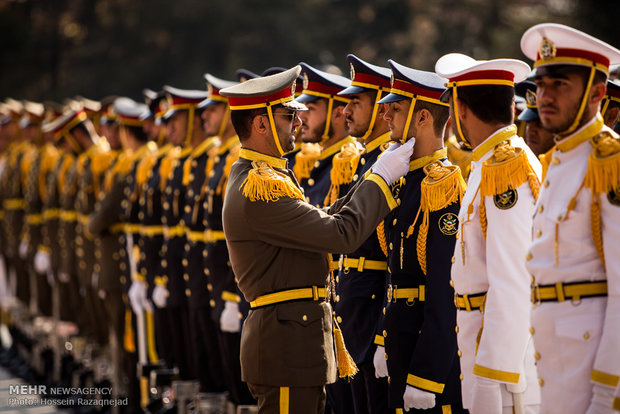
[[391, 285, 398, 303], [342, 255, 350, 274], [531, 284, 542, 306], [386, 285, 393, 302], [338, 255, 344, 272]]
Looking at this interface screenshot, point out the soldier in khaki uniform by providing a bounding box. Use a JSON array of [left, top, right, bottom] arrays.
[[220, 66, 415, 413]]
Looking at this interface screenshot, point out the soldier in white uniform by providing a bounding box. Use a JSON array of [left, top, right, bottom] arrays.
[[521, 23, 620, 414], [435, 53, 542, 413]]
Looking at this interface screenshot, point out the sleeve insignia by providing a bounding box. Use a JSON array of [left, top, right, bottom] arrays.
[[493, 189, 518, 209], [607, 188, 620, 206], [438, 212, 459, 235]]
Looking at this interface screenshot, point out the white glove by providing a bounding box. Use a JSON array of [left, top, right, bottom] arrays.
[[34, 249, 51, 274], [220, 301, 241, 333], [128, 281, 147, 314], [403, 385, 436, 411], [57, 271, 70, 283], [371, 138, 416, 185], [142, 298, 154, 313], [471, 376, 502, 414], [152, 285, 168, 308], [19, 240, 29, 259], [373, 345, 388, 378]]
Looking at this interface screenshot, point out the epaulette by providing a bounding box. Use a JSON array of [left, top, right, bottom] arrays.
[[240, 160, 304, 202], [446, 136, 473, 181], [324, 142, 363, 205], [293, 142, 321, 181], [216, 143, 241, 197], [136, 150, 158, 188], [584, 130, 620, 194], [415, 162, 466, 275], [480, 140, 539, 199], [159, 146, 182, 191], [92, 150, 117, 197], [183, 137, 220, 186]]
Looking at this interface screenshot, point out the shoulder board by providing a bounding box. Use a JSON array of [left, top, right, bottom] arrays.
[[480, 140, 537, 197], [136, 151, 158, 187], [293, 142, 322, 180], [585, 129, 620, 194], [421, 162, 466, 212], [241, 160, 304, 202], [91, 151, 116, 176], [159, 147, 182, 191]]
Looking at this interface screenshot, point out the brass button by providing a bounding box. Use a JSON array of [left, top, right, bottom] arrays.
[[335, 276, 339, 283], [392, 218, 397, 226], [303, 315, 308, 321], [382, 330, 387, 337], [457, 350, 462, 357], [162, 260, 167, 267], [526, 252, 532, 261], [335, 295, 340, 302], [182, 259, 188, 266], [387, 376, 391, 384], [120, 263, 126, 270], [449, 280, 454, 287], [459, 374, 463, 381], [209, 299, 215, 307], [534, 352, 541, 361], [455, 326, 459, 333], [314, 161, 320, 168], [544, 180, 549, 188], [538, 378, 544, 387], [371, 294, 376, 299], [389, 242, 393, 250], [184, 205, 191, 213], [552, 157, 560, 165], [207, 283, 213, 291], [360, 158, 366, 165], [451, 256, 455, 264], [536, 230, 542, 238], [308, 178, 315, 186], [529, 327, 535, 335], [382, 307, 386, 315], [120, 276, 126, 284], [336, 316, 342, 323], [353, 174, 358, 181], [183, 274, 189, 281], [583, 332, 590, 340], [185, 289, 191, 296], [396, 199, 401, 206], [384, 353, 388, 360], [538, 205, 544, 213]]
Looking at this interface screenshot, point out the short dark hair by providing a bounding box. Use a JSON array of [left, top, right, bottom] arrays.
[[230, 108, 265, 141], [123, 125, 148, 142], [413, 100, 450, 137], [456, 85, 515, 125]]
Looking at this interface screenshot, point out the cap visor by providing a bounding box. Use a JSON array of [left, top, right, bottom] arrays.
[[377, 93, 406, 104], [440, 89, 452, 104], [517, 108, 539, 122], [295, 94, 320, 103], [338, 85, 369, 96], [282, 100, 308, 111]]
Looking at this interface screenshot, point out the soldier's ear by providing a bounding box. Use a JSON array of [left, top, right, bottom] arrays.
[[589, 81, 606, 105], [252, 114, 269, 135]]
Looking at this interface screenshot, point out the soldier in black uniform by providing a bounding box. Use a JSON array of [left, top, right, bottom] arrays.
[[152, 86, 207, 380], [379, 61, 466, 413], [295, 62, 353, 208]]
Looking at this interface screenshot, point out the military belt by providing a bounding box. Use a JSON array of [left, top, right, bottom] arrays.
[[26, 214, 43, 225], [455, 292, 487, 311], [387, 284, 425, 303], [140, 225, 164, 237], [43, 209, 61, 220], [164, 225, 186, 238], [206, 230, 226, 242], [60, 210, 78, 221], [110, 223, 125, 234], [125, 224, 141, 234], [3, 198, 25, 210], [77, 213, 90, 225], [250, 286, 326, 309], [187, 231, 207, 243], [531, 280, 607, 304], [339, 256, 387, 273]]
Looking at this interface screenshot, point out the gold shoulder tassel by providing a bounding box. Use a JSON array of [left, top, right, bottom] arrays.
[[584, 131, 620, 194], [217, 144, 241, 197], [446, 136, 473, 181], [333, 317, 358, 379], [324, 142, 362, 206], [136, 152, 157, 189], [159, 147, 181, 191], [240, 161, 304, 202], [91, 151, 116, 198], [293, 143, 321, 180], [480, 141, 539, 198], [417, 162, 466, 274]]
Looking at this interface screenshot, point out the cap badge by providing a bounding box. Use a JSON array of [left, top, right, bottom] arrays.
[[539, 37, 556, 60], [349, 63, 356, 81], [302, 73, 309, 90], [207, 83, 214, 95], [390, 73, 395, 88], [526, 89, 537, 106]]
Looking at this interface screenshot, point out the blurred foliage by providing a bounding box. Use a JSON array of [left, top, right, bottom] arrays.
[[0, 0, 617, 102]]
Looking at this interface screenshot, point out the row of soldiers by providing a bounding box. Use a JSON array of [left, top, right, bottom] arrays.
[[0, 23, 620, 414]]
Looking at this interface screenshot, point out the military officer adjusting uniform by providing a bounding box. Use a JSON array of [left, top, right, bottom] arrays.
[[378, 61, 466, 413], [220, 66, 415, 414], [520, 24, 620, 413], [436, 53, 542, 413]]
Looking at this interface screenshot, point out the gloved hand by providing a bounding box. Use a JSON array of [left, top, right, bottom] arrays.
[[152, 285, 168, 309], [372, 138, 416, 185], [373, 345, 388, 378], [141, 298, 154, 313], [128, 281, 147, 314], [19, 240, 29, 260], [220, 301, 241, 333], [34, 249, 51, 274], [403, 385, 436, 411], [471, 376, 502, 414]]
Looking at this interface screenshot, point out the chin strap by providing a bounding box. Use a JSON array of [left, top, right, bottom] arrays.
[[559, 66, 596, 136], [217, 105, 231, 138], [360, 89, 383, 143]]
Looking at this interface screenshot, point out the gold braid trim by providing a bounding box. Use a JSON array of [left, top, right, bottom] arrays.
[[200, 146, 219, 198], [136, 152, 157, 188], [240, 161, 304, 202], [376, 221, 388, 257], [324, 142, 362, 206], [159, 147, 181, 191], [591, 192, 605, 267], [479, 196, 487, 240], [91, 151, 116, 198], [416, 163, 466, 274], [539, 146, 554, 182], [446, 136, 473, 181], [216, 143, 241, 198], [584, 131, 620, 194], [182, 154, 194, 186], [293, 143, 321, 180], [480, 141, 536, 197]]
